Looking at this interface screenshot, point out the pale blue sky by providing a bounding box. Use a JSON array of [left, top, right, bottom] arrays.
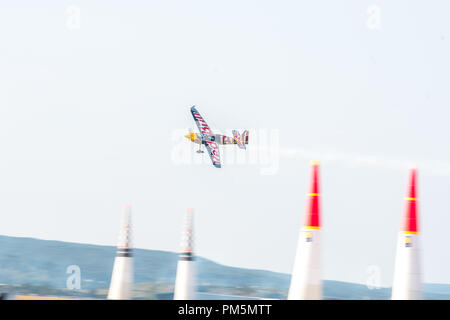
[[0, 1, 449, 287]]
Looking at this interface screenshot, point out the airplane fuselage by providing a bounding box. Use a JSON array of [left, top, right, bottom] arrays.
[[184, 133, 235, 145]]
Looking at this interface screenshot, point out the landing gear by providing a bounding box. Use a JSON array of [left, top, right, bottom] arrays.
[[196, 143, 205, 153]]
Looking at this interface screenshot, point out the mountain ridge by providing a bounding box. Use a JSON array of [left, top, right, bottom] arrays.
[[0, 235, 448, 299]]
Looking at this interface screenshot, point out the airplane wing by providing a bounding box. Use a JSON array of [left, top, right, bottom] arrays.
[[190, 106, 213, 136], [190, 106, 221, 168], [204, 141, 221, 168]]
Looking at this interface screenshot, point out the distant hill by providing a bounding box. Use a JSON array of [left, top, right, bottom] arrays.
[[0, 235, 448, 299]]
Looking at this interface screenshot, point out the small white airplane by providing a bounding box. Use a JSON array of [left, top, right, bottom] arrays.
[[185, 106, 249, 168]]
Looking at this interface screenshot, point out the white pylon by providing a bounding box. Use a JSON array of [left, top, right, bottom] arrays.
[[288, 161, 322, 300], [288, 228, 321, 299], [174, 208, 196, 300], [107, 204, 134, 300], [391, 168, 422, 300]]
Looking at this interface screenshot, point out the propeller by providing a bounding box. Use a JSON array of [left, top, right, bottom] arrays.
[[185, 127, 196, 142]]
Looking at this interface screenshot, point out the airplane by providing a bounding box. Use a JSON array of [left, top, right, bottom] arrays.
[[184, 106, 249, 168]]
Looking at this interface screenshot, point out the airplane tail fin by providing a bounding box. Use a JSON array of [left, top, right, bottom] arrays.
[[241, 130, 249, 145], [232, 130, 248, 150]]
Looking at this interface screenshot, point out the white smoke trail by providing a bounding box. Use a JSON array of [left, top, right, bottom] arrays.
[[172, 127, 450, 176], [251, 146, 450, 177]]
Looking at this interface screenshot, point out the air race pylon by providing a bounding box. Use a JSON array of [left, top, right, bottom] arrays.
[[174, 208, 196, 300], [107, 204, 134, 300], [391, 167, 422, 300], [288, 161, 322, 300]]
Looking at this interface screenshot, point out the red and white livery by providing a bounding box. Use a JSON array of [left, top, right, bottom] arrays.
[[185, 106, 249, 168]]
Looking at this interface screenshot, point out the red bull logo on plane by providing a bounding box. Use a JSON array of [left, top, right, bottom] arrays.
[[192, 111, 212, 135], [205, 141, 220, 165]]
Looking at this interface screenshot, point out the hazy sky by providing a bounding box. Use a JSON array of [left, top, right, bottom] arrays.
[[0, 1, 449, 287]]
